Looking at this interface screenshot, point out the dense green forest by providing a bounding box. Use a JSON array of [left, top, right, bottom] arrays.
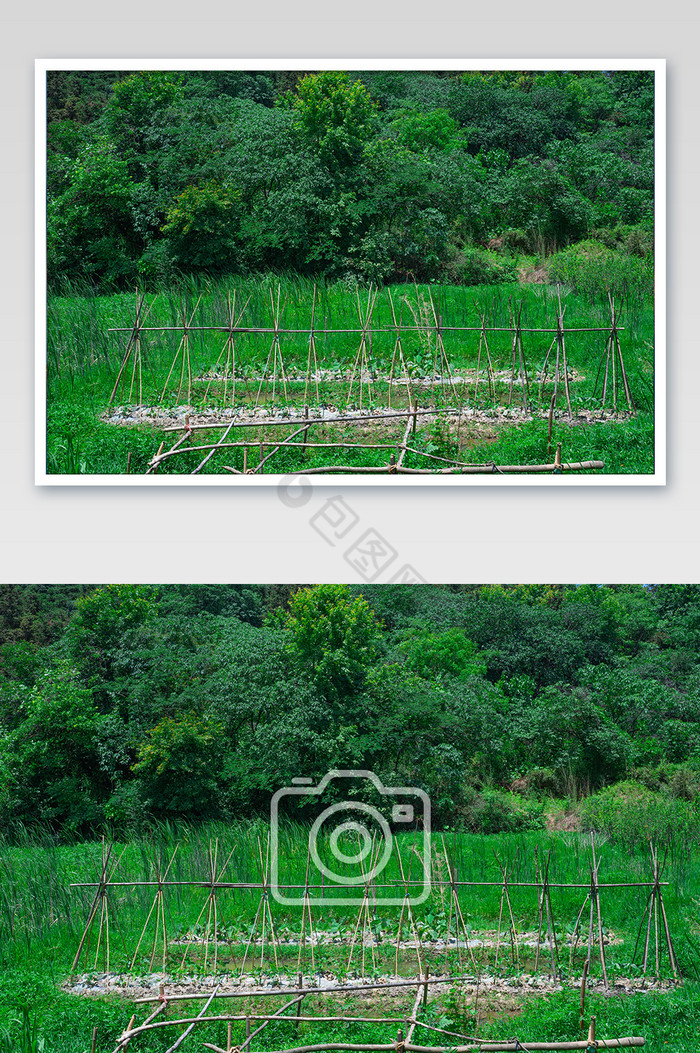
[[1, 583, 698, 839], [46, 69, 655, 289]]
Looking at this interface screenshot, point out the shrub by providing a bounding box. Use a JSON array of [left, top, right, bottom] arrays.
[[459, 788, 545, 834], [460, 247, 518, 286], [502, 227, 534, 252], [579, 780, 700, 852], [546, 239, 653, 305], [590, 224, 654, 257]]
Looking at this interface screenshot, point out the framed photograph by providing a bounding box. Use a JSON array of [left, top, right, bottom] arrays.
[[36, 59, 665, 485]]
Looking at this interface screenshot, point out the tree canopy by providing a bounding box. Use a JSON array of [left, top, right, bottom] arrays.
[[45, 69, 655, 289], [1, 583, 698, 836]]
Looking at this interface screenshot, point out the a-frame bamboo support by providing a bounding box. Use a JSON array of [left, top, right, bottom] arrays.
[[129, 845, 180, 974], [634, 843, 679, 980], [493, 854, 520, 974], [255, 286, 290, 408], [240, 836, 281, 977], [533, 848, 560, 983], [303, 285, 321, 411], [473, 306, 496, 404], [386, 289, 414, 411], [71, 840, 128, 973], [159, 297, 203, 406], [202, 292, 252, 409], [507, 300, 531, 414], [599, 293, 635, 412], [109, 290, 158, 407], [347, 286, 379, 408]]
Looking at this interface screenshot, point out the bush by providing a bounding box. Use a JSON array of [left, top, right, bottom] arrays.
[[546, 239, 653, 305], [459, 788, 544, 834], [579, 780, 700, 852], [589, 224, 654, 257], [460, 247, 518, 286]]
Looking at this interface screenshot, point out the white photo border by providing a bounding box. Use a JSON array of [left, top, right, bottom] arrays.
[[35, 57, 666, 487]]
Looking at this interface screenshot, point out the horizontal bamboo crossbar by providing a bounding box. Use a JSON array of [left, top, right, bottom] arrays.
[[134, 974, 481, 1005], [108, 325, 623, 335], [201, 1042, 643, 1053], [242, 461, 604, 475], [71, 879, 666, 890], [162, 408, 454, 434], [202, 1042, 643, 1053]]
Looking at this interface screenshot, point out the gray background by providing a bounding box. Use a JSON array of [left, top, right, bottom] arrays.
[[2, 2, 696, 583]]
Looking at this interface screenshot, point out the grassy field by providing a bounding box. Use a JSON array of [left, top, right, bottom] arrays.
[[1, 822, 697, 1052], [45, 276, 655, 476]]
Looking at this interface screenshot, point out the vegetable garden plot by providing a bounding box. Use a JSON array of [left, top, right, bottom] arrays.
[[103, 285, 633, 476], [67, 837, 674, 1053]]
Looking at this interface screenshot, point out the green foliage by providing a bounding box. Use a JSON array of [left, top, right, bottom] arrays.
[[286, 584, 382, 700], [45, 69, 655, 290], [579, 780, 700, 852], [459, 246, 518, 285], [47, 136, 139, 284], [546, 239, 653, 304], [132, 712, 225, 818], [7, 584, 700, 834], [286, 71, 378, 169], [459, 788, 545, 834], [399, 627, 486, 680], [67, 585, 157, 689], [0, 1006, 44, 1053], [0, 664, 100, 830], [161, 182, 242, 272]]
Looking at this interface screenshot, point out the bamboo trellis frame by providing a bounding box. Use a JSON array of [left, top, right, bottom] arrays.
[[91, 833, 658, 1053], [71, 839, 675, 991], [106, 285, 631, 418]]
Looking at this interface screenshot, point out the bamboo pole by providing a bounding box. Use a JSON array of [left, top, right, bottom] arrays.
[[164, 985, 220, 1053], [108, 290, 156, 405], [198, 1039, 644, 1053], [405, 983, 425, 1046], [241, 996, 305, 1051], [75, 878, 663, 893], [71, 843, 114, 972], [556, 285, 573, 421], [112, 1001, 167, 1052], [162, 408, 459, 433], [219, 461, 605, 476], [396, 415, 414, 469], [590, 836, 609, 991], [108, 324, 623, 335], [578, 957, 589, 1033]]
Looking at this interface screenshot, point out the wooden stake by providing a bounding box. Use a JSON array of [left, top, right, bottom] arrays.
[[578, 958, 589, 1034], [547, 394, 555, 459]]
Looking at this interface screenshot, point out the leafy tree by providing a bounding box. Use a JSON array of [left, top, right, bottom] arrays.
[[400, 627, 486, 681], [132, 712, 225, 818], [2, 663, 101, 829], [65, 585, 157, 702], [285, 71, 378, 170], [47, 135, 140, 284], [161, 181, 243, 272], [102, 72, 185, 172], [285, 585, 382, 702]]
